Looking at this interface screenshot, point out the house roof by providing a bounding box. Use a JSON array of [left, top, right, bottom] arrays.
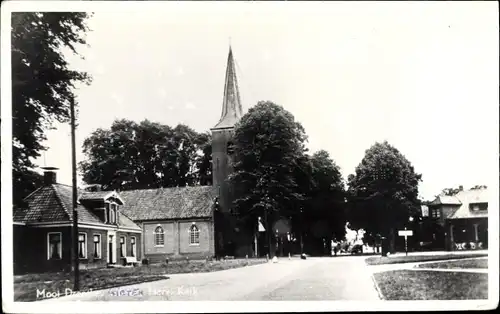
[[119, 185, 216, 221], [14, 184, 141, 230], [448, 188, 488, 219], [430, 195, 462, 205], [429, 188, 489, 220]]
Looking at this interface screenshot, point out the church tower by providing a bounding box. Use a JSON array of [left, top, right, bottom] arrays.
[[211, 46, 244, 256], [211, 46, 243, 213]]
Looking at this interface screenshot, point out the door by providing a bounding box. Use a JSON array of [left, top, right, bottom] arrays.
[[108, 235, 114, 264]]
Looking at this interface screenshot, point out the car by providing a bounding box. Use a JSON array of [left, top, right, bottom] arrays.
[[349, 244, 364, 255]]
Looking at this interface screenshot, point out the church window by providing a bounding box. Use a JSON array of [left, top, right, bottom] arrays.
[[154, 226, 165, 246], [189, 224, 200, 245], [216, 158, 220, 171]]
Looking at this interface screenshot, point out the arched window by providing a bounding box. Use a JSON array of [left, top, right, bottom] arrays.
[[189, 224, 200, 245], [216, 158, 220, 171], [154, 226, 165, 246]]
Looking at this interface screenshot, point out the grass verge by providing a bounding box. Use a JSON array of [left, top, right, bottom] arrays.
[[373, 270, 488, 300], [14, 258, 266, 302], [416, 258, 488, 269], [365, 253, 487, 266]]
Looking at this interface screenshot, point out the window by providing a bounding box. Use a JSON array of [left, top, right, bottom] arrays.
[[216, 158, 220, 171], [120, 236, 126, 257], [78, 233, 87, 259], [110, 204, 117, 224], [154, 226, 164, 246], [48, 232, 62, 260], [431, 208, 441, 218], [93, 234, 102, 259], [131, 236, 136, 257], [189, 224, 200, 245], [470, 203, 488, 211]]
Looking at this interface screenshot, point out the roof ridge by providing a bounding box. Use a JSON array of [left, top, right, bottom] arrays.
[[120, 185, 213, 193]]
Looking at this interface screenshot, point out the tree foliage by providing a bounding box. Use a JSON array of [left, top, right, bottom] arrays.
[[299, 150, 346, 254], [229, 101, 307, 228], [346, 141, 422, 247], [439, 187, 463, 196], [11, 12, 92, 206], [229, 101, 346, 256], [79, 119, 212, 190]]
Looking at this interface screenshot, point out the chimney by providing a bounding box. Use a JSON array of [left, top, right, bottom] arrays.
[[41, 167, 59, 185], [459, 185, 464, 191]]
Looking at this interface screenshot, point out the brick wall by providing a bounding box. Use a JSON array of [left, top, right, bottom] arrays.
[[142, 219, 214, 263], [116, 230, 142, 265], [77, 227, 108, 269], [14, 226, 72, 274]]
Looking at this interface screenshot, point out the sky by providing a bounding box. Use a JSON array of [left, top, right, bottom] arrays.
[[29, 1, 499, 201]]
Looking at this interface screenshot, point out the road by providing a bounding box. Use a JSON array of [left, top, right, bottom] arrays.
[[42, 256, 380, 301]]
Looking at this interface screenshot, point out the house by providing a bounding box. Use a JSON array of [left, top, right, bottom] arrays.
[[13, 167, 142, 274], [427, 186, 488, 251]]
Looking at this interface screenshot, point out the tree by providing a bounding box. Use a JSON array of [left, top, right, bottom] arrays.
[[470, 185, 487, 190], [347, 141, 422, 252], [439, 186, 463, 196], [229, 101, 307, 257], [296, 150, 346, 255], [79, 119, 211, 190], [11, 12, 92, 207]]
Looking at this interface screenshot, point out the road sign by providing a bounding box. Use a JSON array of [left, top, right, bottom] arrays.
[[398, 230, 413, 237], [398, 228, 413, 256]]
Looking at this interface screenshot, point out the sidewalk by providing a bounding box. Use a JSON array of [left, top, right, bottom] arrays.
[[367, 255, 488, 274], [387, 249, 488, 258]]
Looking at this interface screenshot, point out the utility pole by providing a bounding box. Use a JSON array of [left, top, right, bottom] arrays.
[[264, 204, 272, 258], [70, 99, 79, 291]]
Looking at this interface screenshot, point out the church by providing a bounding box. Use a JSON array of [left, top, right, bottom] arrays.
[[13, 47, 254, 272], [119, 46, 254, 261]]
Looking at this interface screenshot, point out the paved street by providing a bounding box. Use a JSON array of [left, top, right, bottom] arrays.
[[42, 256, 380, 301]]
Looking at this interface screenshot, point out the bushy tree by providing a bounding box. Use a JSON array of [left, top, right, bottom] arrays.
[[297, 150, 346, 255], [229, 101, 307, 256], [79, 119, 211, 190], [11, 12, 92, 207], [347, 141, 422, 252]]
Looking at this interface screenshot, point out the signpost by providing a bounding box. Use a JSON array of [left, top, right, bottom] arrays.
[[398, 227, 413, 256]]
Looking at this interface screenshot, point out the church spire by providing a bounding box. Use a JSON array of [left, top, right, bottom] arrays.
[[212, 46, 243, 129]]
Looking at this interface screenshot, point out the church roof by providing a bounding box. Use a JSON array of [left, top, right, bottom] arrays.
[[212, 47, 243, 130], [118, 185, 217, 221]]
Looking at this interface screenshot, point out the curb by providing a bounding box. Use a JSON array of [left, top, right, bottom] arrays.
[[370, 273, 385, 300]]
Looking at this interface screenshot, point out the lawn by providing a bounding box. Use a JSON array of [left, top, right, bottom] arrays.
[[373, 270, 488, 300], [416, 258, 488, 269], [14, 258, 266, 302], [365, 253, 487, 266]]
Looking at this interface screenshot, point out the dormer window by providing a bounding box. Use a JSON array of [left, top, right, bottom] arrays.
[[470, 203, 488, 211], [106, 202, 118, 225]]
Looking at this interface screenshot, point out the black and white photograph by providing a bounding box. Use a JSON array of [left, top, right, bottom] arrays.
[[1, 1, 498, 312]]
